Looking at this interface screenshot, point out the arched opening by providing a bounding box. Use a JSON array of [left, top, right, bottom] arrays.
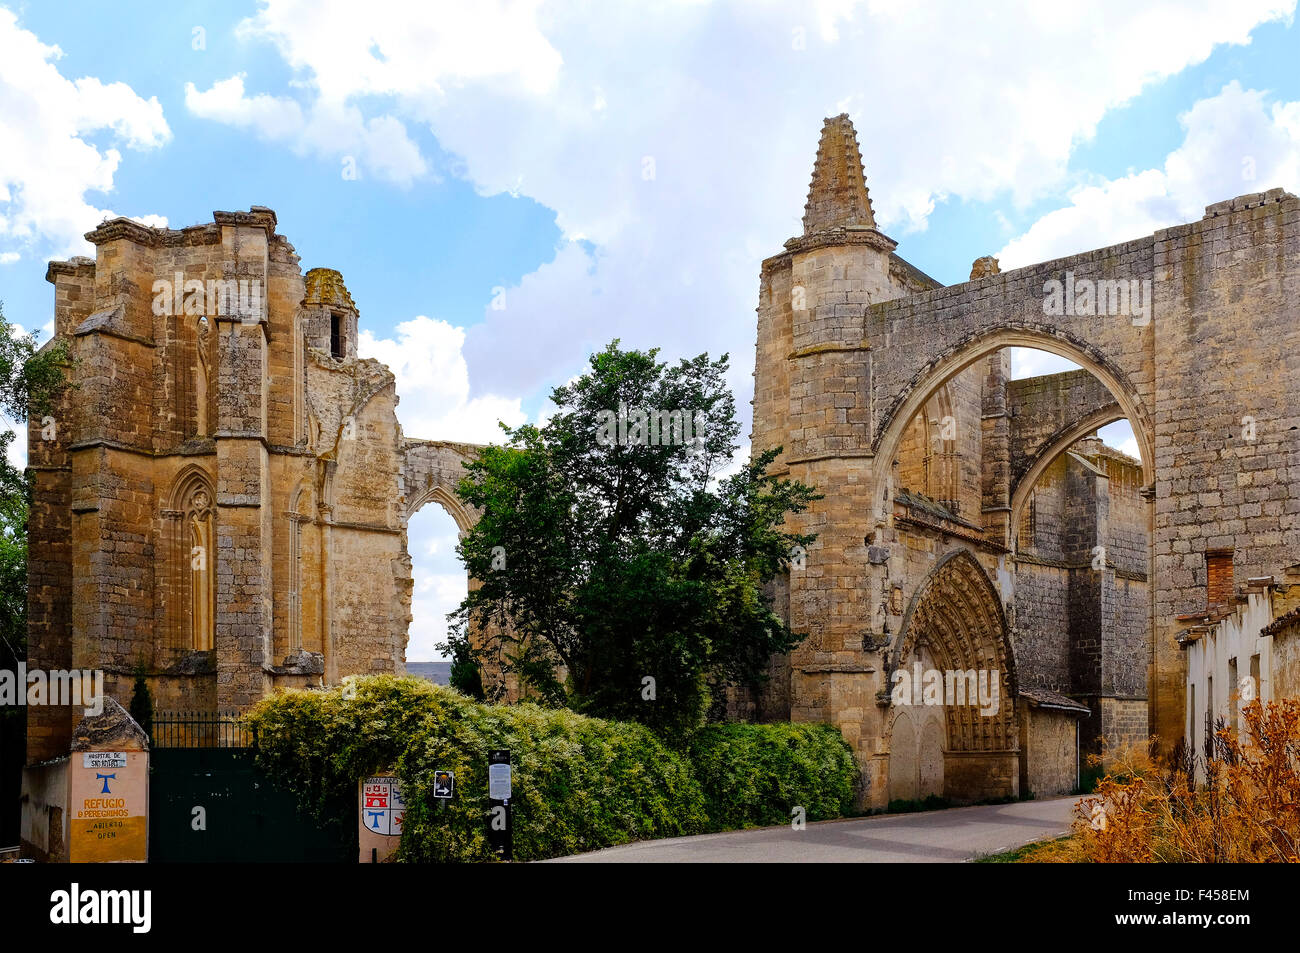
[[885, 340, 1153, 795], [887, 549, 1018, 803], [1004, 351, 1149, 774], [875, 329, 1154, 513], [405, 492, 471, 680]]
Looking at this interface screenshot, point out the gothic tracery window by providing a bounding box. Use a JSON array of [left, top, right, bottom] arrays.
[[167, 468, 216, 654], [188, 488, 214, 651], [195, 316, 210, 436]]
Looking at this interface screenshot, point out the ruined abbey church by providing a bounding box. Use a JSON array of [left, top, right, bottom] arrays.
[[25, 115, 1300, 810], [27, 208, 478, 762], [739, 114, 1300, 807]]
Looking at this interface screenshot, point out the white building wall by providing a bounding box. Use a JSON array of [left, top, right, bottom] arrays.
[[1183, 591, 1275, 777]]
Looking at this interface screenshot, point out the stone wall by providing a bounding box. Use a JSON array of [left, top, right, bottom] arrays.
[[746, 116, 1300, 803], [26, 209, 480, 762]]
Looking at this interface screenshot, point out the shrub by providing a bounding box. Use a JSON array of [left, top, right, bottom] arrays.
[[249, 675, 861, 861], [397, 691, 709, 861], [128, 670, 153, 741], [688, 722, 859, 830], [247, 674, 448, 839], [1033, 698, 1300, 863], [250, 676, 708, 861]]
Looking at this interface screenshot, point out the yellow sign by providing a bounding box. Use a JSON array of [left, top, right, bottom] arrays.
[[69, 751, 148, 863]]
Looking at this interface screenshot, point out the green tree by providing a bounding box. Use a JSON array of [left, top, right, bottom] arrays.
[[0, 301, 71, 843], [0, 299, 70, 670], [444, 629, 485, 701], [442, 341, 819, 738]]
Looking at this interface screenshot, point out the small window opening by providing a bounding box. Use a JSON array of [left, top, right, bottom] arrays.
[[331, 312, 343, 359]]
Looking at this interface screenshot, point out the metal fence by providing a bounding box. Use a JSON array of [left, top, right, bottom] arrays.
[[150, 710, 254, 748]]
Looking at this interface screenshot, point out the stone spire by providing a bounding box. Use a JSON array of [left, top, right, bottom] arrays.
[[802, 113, 877, 235]]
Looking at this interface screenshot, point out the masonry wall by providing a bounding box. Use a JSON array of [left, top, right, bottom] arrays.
[[26, 210, 477, 763], [1010, 562, 1071, 690], [1008, 370, 1119, 480], [1151, 191, 1300, 745]]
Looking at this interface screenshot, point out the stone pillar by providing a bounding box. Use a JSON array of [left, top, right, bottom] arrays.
[[980, 350, 1013, 543], [213, 210, 276, 710], [69, 221, 160, 723], [25, 262, 91, 761]]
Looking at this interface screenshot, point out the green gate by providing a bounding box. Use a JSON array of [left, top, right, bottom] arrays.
[[149, 713, 354, 863]]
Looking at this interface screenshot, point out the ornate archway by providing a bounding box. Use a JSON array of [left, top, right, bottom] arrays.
[[886, 548, 1019, 802]]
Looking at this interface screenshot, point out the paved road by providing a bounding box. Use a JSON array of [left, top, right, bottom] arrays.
[[550, 796, 1078, 863]]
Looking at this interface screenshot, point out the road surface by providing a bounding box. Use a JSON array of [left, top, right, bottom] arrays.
[[550, 796, 1077, 863]]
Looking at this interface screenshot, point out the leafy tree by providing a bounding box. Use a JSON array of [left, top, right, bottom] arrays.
[[0, 299, 70, 669], [442, 341, 819, 738], [444, 629, 485, 701], [0, 300, 71, 842]]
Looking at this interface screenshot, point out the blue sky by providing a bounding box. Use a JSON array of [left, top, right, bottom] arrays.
[[2, 1, 1299, 658]]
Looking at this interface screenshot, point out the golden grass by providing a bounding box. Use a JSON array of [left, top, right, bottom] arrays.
[[1024, 698, 1300, 863]]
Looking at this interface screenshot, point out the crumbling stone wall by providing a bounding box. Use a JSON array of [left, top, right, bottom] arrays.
[[26, 210, 479, 762]]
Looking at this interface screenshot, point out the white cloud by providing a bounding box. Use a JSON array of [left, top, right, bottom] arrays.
[[1010, 348, 1081, 380], [185, 0, 566, 186], [357, 314, 524, 660], [999, 81, 1300, 267], [199, 0, 1294, 407], [407, 513, 466, 662], [357, 313, 525, 443], [1098, 420, 1140, 459], [0, 8, 170, 258], [190, 1, 1297, 649], [184, 74, 428, 185]]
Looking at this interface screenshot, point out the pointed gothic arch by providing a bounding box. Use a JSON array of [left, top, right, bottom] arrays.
[[164, 464, 216, 653], [886, 548, 1019, 800]]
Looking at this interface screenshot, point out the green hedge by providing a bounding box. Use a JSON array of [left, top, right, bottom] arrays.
[[248, 675, 859, 861], [689, 722, 859, 830]]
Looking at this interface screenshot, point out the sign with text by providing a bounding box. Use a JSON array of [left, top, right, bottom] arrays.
[[361, 776, 405, 835], [487, 749, 512, 861], [488, 762, 511, 800], [69, 750, 148, 863]]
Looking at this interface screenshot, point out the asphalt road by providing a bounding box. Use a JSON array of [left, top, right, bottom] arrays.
[[549, 796, 1078, 863]]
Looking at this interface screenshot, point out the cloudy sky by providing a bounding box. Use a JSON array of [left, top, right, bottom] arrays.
[[2, 0, 1298, 659]]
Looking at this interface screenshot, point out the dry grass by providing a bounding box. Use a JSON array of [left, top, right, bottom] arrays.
[[1027, 698, 1300, 863]]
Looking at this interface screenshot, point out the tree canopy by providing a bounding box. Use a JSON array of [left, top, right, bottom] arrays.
[[0, 301, 70, 666], [442, 341, 819, 737]]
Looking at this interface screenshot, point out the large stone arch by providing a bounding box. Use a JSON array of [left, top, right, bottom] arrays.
[[402, 439, 480, 530], [1008, 403, 1128, 549], [874, 325, 1155, 507], [886, 548, 1020, 802]]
